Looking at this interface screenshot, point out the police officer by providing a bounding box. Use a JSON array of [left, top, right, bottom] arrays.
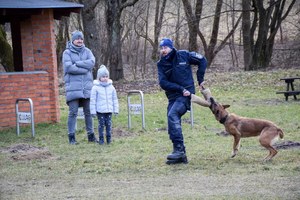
[[157, 38, 207, 164]]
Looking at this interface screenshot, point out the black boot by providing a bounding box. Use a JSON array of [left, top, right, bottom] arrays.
[[166, 157, 188, 165], [87, 133, 96, 142], [106, 136, 111, 144], [99, 136, 104, 145], [166, 143, 188, 164], [68, 134, 78, 145]]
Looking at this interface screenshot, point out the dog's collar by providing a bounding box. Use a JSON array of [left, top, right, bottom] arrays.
[[219, 115, 228, 124]]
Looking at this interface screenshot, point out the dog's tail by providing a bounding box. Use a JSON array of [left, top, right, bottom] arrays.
[[278, 128, 284, 139]]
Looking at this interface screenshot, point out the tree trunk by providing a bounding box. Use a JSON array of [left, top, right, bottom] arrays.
[[245, 0, 296, 70], [79, 0, 102, 78], [132, 0, 166, 62], [174, 1, 181, 49], [142, 1, 150, 79], [242, 0, 252, 71], [56, 17, 69, 74], [105, 0, 139, 81], [206, 0, 223, 66], [182, 0, 202, 51], [228, 0, 239, 68], [192, 0, 241, 69], [105, 1, 123, 80], [151, 0, 167, 61]]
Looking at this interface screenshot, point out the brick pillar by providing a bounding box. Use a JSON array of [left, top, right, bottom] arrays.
[[21, 9, 60, 123], [20, 19, 34, 71]]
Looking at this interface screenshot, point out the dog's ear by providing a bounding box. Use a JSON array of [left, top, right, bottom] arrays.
[[222, 104, 230, 109]]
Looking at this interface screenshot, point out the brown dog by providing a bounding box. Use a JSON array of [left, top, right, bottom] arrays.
[[209, 97, 284, 161]]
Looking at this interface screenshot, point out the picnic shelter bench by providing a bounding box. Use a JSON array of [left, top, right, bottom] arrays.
[[276, 77, 300, 101]]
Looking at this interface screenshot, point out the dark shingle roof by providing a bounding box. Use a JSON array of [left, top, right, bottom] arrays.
[[0, 0, 83, 23], [0, 0, 83, 9]]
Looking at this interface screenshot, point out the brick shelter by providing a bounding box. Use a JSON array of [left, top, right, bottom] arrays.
[[0, 0, 83, 129]]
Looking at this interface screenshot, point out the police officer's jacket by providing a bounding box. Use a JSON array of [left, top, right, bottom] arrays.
[[157, 48, 207, 101]]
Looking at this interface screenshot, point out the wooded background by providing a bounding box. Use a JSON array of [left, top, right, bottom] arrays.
[[1, 0, 299, 81]]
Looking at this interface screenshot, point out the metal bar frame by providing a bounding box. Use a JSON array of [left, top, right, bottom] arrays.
[[127, 90, 145, 129], [15, 98, 35, 137]]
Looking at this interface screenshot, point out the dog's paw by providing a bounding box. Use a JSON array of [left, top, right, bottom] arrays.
[[231, 152, 237, 158]]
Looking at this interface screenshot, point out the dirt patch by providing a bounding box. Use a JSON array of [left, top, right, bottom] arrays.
[[0, 143, 53, 161], [273, 140, 300, 149], [112, 127, 135, 138], [216, 130, 230, 137]]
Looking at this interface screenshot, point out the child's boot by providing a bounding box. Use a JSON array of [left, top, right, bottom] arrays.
[[106, 136, 111, 144], [99, 136, 104, 145]]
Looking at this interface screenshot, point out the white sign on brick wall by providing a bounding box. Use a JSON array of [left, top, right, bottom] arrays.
[[18, 112, 32, 123]]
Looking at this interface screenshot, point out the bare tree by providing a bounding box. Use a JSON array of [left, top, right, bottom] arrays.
[[104, 0, 139, 81], [122, 2, 146, 80], [56, 17, 70, 74], [152, 0, 168, 61], [198, 0, 242, 66], [226, 0, 239, 68], [206, 0, 226, 66], [242, 0, 252, 71], [174, 0, 182, 48], [242, 0, 297, 70], [134, 0, 167, 62], [142, 1, 150, 78], [182, 0, 202, 51], [79, 0, 102, 78], [182, 0, 241, 67]]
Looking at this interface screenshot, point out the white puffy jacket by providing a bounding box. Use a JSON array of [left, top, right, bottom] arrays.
[[90, 80, 119, 114]]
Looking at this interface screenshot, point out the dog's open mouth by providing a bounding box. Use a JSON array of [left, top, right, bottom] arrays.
[[209, 97, 218, 114]]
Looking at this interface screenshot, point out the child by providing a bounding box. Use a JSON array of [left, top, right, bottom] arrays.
[[90, 65, 119, 144]]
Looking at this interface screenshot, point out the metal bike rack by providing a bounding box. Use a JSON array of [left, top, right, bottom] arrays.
[[15, 98, 35, 137], [127, 90, 145, 129], [75, 107, 84, 130], [77, 107, 85, 119], [75, 107, 95, 131]]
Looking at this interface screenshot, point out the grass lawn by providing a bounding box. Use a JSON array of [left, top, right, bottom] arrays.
[[0, 69, 300, 199]]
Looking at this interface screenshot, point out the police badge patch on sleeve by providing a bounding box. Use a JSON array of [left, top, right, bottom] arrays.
[[194, 52, 203, 59]]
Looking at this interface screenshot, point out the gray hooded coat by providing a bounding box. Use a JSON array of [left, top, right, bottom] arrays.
[[62, 41, 95, 103]]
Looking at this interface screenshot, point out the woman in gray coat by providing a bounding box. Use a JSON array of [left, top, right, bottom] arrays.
[[62, 30, 96, 144]]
